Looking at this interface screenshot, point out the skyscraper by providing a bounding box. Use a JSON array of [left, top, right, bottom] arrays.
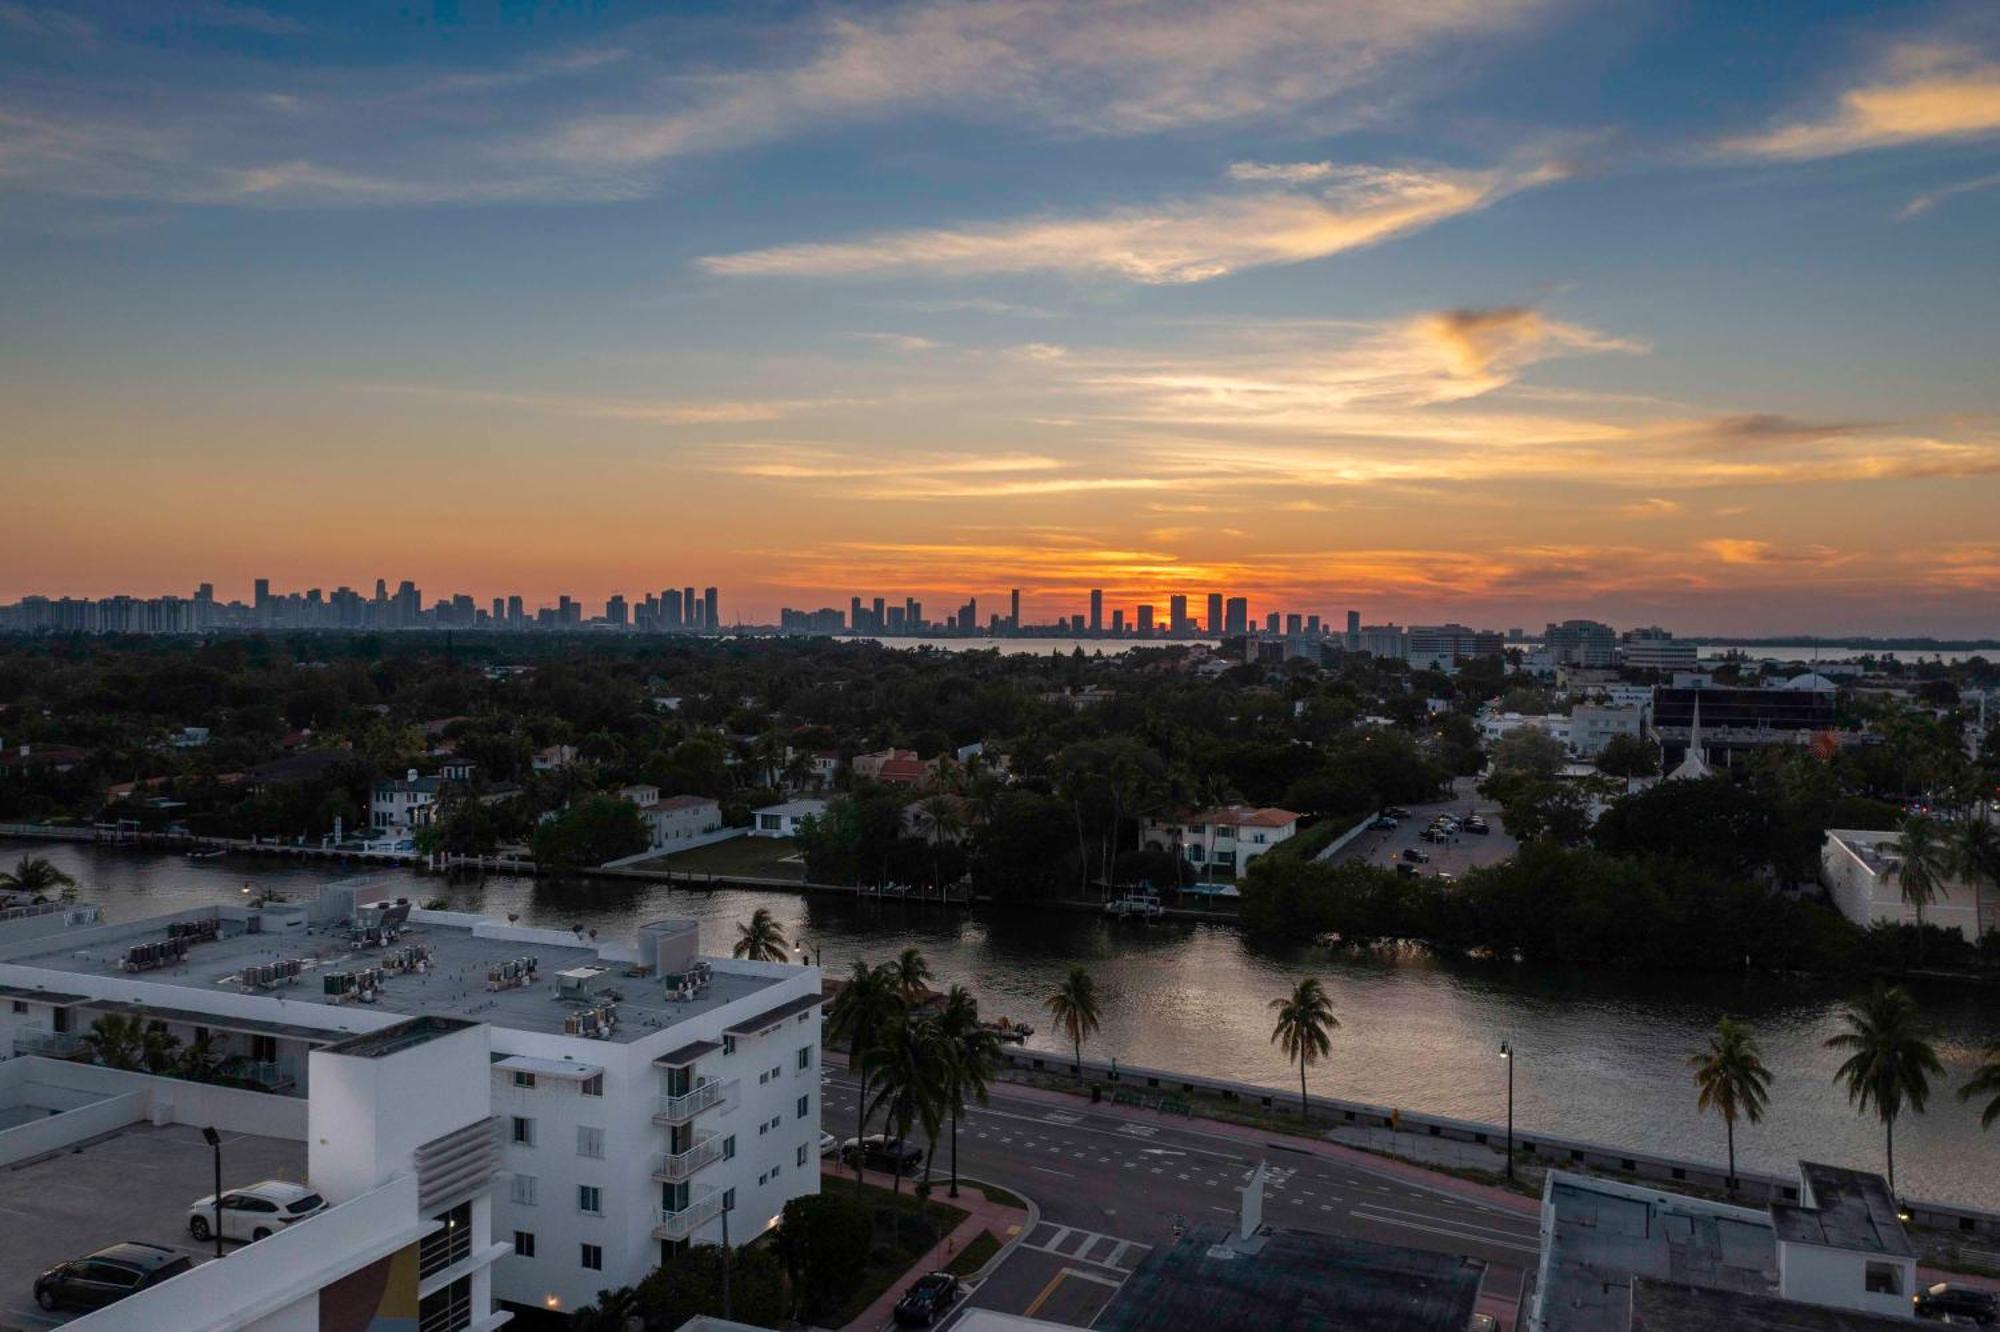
[[703, 587, 719, 630], [1137, 604, 1154, 635], [1224, 597, 1248, 635], [1111, 608, 1125, 634], [1207, 592, 1223, 635], [1169, 594, 1188, 634], [1010, 588, 1020, 630], [1089, 588, 1102, 634]]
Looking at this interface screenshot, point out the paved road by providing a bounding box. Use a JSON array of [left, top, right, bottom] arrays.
[[821, 1069, 1538, 1326]]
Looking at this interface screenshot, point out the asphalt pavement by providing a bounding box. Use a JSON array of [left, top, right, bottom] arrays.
[[1330, 782, 1517, 881], [820, 1068, 1538, 1329]]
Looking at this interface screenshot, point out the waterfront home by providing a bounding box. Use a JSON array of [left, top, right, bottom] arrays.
[[628, 793, 724, 850], [369, 769, 441, 833], [1141, 806, 1300, 876], [1822, 827, 1997, 942], [751, 798, 828, 838]]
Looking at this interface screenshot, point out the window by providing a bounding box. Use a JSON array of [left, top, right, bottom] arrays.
[[578, 1185, 602, 1215], [758, 1121, 768, 1136], [577, 1126, 604, 1160], [722, 1188, 735, 1212], [758, 1070, 768, 1086], [771, 1065, 782, 1082], [417, 1274, 472, 1332], [510, 1175, 537, 1206], [512, 1231, 535, 1258], [722, 1035, 737, 1056], [510, 1116, 535, 1147], [797, 1143, 808, 1168], [512, 1070, 536, 1089], [797, 1094, 810, 1120], [772, 1163, 783, 1179], [10, 1001, 25, 1014], [722, 1135, 736, 1160], [797, 1045, 813, 1070], [1865, 1263, 1903, 1295], [581, 1073, 603, 1097], [420, 1201, 472, 1279], [580, 1244, 603, 1272]]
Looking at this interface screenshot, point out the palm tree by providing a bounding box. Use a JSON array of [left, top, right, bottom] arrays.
[[1892, 814, 1948, 957], [0, 854, 77, 901], [1268, 978, 1339, 1123], [913, 795, 964, 897], [1688, 1016, 1773, 1191], [139, 1020, 181, 1075], [179, 1030, 225, 1083], [1825, 984, 1943, 1195], [732, 907, 788, 962], [1959, 1043, 2000, 1130], [861, 1008, 947, 1201], [83, 1013, 147, 1070], [826, 961, 901, 1191], [1045, 966, 1101, 1080], [937, 985, 1002, 1198], [1952, 816, 2000, 944], [891, 946, 932, 1003]]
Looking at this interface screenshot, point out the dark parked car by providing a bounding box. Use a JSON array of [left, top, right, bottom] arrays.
[[1916, 1283, 1998, 1323], [1401, 848, 1430, 864], [1384, 806, 1412, 818], [1368, 816, 1398, 831], [893, 1272, 965, 1327], [1464, 818, 1490, 835], [841, 1134, 925, 1173], [35, 1243, 193, 1312]]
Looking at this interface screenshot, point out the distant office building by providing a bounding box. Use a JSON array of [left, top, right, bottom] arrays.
[[1568, 702, 1645, 758], [682, 586, 698, 628], [703, 587, 718, 630], [1137, 604, 1154, 635], [1010, 588, 1021, 630], [1224, 597, 1248, 636], [605, 594, 628, 626], [1264, 612, 1280, 634], [1545, 619, 1618, 668], [1169, 595, 1190, 634], [1618, 625, 1698, 672], [1207, 593, 1223, 635], [1090, 588, 1103, 634], [1407, 624, 1505, 672], [1653, 685, 1837, 769], [1112, 608, 1126, 634], [1356, 624, 1409, 660]]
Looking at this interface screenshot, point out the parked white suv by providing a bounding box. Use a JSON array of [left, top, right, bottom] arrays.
[[188, 1180, 327, 1243]]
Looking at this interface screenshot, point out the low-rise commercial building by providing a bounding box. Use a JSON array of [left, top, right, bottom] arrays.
[[1569, 703, 1645, 758], [1617, 626, 1697, 672], [1822, 828, 1996, 942]]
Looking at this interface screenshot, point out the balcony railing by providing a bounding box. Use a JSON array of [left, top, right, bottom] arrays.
[[653, 1187, 726, 1242], [14, 1030, 89, 1059], [650, 1133, 723, 1182], [652, 1077, 732, 1125]]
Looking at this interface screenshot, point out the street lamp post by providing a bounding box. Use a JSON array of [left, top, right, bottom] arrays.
[[201, 1126, 224, 1260], [1499, 1042, 1515, 1184], [795, 940, 821, 967]]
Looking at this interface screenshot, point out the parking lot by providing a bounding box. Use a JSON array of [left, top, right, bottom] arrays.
[[0, 1121, 303, 1329], [1329, 780, 1518, 882]]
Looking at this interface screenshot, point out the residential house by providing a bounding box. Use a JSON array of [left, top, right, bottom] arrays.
[[371, 770, 442, 833], [628, 794, 724, 851], [532, 744, 579, 773], [0, 744, 90, 778], [1142, 806, 1300, 876], [751, 799, 829, 838]]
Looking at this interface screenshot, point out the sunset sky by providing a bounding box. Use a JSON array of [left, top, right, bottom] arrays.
[[4, 0, 1999, 634]]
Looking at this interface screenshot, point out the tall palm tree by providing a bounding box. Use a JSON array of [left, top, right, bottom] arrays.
[[936, 985, 1001, 1198], [1959, 1043, 2000, 1130], [83, 1013, 147, 1070], [827, 961, 900, 1191], [891, 946, 932, 1003], [1952, 815, 2000, 944], [732, 907, 788, 962], [1268, 978, 1339, 1123], [1825, 984, 1943, 1195], [1893, 814, 1948, 956], [1688, 1016, 1773, 1190], [1045, 966, 1101, 1080], [913, 795, 964, 897], [0, 854, 77, 901], [862, 1008, 947, 1200]]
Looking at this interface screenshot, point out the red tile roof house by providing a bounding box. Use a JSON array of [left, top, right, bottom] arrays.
[[1140, 805, 1301, 877]]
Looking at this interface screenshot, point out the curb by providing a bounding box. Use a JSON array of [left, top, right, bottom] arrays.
[[953, 1175, 1040, 1282]]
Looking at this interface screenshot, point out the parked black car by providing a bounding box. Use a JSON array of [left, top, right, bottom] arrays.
[[893, 1272, 964, 1327], [1915, 1282, 1998, 1324], [1401, 847, 1430, 864], [35, 1243, 193, 1312], [841, 1134, 925, 1173]]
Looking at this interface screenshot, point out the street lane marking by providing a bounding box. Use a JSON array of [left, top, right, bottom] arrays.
[[1349, 1208, 1540, 1256], [1350, 1202, 1538, 1240], [1031, 1165, 1075, 1178]]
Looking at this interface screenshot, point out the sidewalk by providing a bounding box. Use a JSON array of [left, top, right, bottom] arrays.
[[821, 1162, 1029, 1332]]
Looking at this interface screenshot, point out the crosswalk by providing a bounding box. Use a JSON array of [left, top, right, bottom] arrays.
[[1017, 1221, 1153, 1272]]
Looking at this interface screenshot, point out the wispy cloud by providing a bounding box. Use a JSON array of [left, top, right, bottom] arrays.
[[1699, 538, 1843, 566], [359, 384, 866, 426], [1899, 169, 2000, 218], [1721, 42, 2000, 160], [700, 163, 1560, 283], [1227, 159, 1336, 183], [847, 332, 943, 352]]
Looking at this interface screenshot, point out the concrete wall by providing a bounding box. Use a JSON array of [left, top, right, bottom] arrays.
[[0, 1089, 147, 1167], [998, 1048, 2000, 1240], [1778, 1239, 1916, 1322], [0, 1059, 306, 1166]]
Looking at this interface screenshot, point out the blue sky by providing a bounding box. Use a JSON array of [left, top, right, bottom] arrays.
[[3, 0, 1998, 634]]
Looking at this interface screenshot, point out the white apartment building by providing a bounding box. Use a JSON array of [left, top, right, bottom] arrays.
[[1140, 806, 1300, 876], [371, 770, 442, 833], [1616, 626, 1698, 673], [1478, 712, 1573, 748], [1821, 828, 1996, 942], [1568, 703, 1645, 758], [0, 885, 824, 1322], [620, 790, 726, 850]]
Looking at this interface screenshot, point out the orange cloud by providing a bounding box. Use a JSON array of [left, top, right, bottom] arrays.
[[1724, 43, 2000, 159]]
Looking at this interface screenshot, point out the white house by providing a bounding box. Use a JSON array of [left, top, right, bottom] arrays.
[[1141, 806, 1300, 876], [532, 745, 578, 773], [1568, 703, 1644, 759], [751, 799, 828, 838], [1821, 828, 1996, 942], [628, 794, 724, 851], [371, 770, 442, 833], [0, 893, 825, 1322]]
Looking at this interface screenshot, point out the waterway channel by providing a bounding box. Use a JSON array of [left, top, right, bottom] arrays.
[[10, 840, 2000, 1210]]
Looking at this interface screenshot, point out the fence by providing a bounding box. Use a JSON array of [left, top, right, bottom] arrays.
[[998, 1048, 2000, 1240]]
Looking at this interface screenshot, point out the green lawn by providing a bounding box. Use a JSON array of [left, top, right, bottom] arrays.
[[945, 1229, 1000, 1277], [645, 835, 806, 881], [824, 1177, 969, 1326]]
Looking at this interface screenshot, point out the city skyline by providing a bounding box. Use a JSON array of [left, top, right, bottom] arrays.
[[5, 2, 2000, 634]]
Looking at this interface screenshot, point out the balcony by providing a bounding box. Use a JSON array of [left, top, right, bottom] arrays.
[[13, 1030, 89, 1060], [653, 1187, 726, 1242], [650, 1132, 723, 1183], [652, 1076, 733, 1125]]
